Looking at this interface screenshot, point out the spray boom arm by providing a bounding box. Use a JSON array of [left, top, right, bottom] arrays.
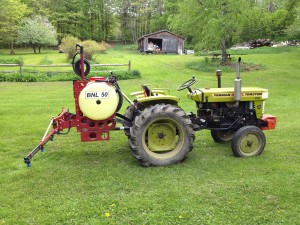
[[24, 108, 75, 167]]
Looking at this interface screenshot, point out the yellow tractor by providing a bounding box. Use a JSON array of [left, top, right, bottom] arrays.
[[24, 46, 276, 167]]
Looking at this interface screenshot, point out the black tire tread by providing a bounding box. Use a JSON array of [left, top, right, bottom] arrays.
[[129, 103, 195, 166], [231, 126, 266, 157], [123, 105, 136, 137], [211, 129, 235, 143]]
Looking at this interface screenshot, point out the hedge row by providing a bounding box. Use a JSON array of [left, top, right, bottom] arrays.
[[0, 70, 141, 82], [0, 58, 24, 65]]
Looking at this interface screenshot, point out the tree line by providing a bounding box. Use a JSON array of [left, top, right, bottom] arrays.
[[0, 0, 299, 55]]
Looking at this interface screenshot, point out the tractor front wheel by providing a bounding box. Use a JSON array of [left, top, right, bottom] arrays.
[[231, 126, 266, 157], [129, 104, 194, 166], [211, 129, 235, 143]]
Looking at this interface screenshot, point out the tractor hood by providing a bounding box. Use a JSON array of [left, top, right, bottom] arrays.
[[187, 87, 269, 103]]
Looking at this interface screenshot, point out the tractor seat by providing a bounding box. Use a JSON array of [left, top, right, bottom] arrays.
[[142, 85, 154, 97]]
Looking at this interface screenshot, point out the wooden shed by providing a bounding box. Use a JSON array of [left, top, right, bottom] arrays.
[[138, 30, 185, 55]]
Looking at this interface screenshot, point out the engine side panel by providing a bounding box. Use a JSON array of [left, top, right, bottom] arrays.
[[187, 87, 268, 103], [188, 87, 268, 119], [194, 102, 258, 130]]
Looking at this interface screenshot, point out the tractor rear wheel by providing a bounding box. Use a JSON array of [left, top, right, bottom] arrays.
[[129, 104, 194, 166], [231, 126, 266, 157], [211, 129, 235, 143], [123, 105, 137, 137]]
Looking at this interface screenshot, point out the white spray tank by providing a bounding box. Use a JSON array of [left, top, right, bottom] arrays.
[[234, 57, 242, 107]]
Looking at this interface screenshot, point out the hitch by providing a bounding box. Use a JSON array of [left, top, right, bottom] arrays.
[[24, 108, 75, 167]]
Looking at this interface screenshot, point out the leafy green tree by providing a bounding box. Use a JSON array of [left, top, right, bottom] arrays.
[[243, 0, 299, 39], [286, 6, 300, 39], [0, 0, 28, 54], [170, 0, 251, 64], [4, 0, 298, 49], [113, 0, 169, 43], [21, 0, 51, 16], [47, 0, 115, 41], [17, 15, 57, 53], [265, 9, 288, 37], [149, 0, 166, 31]]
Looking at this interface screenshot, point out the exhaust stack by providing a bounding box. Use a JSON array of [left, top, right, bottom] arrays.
[[234, 57, 242, 107], [216, 70, 222, 88]]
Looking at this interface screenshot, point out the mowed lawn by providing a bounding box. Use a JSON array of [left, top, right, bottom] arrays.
[[0, 46, 299, 224]]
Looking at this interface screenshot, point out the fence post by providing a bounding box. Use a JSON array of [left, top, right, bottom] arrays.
[[19, 64, 22, 74], [128, 60, 131, 71]]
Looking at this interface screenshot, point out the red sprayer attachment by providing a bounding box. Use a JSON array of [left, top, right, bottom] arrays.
[[23, 45, 127, 167]]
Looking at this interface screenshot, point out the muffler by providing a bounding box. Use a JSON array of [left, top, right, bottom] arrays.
[[234, 57, 242, 107]]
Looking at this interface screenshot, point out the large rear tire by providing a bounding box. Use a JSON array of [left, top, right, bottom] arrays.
[[129, 104, 194, 166], [231, 126, 266, 157], [123, 105, 137, 137]]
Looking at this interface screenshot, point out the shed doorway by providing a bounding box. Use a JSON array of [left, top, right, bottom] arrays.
[[148, 38, 162, 51]]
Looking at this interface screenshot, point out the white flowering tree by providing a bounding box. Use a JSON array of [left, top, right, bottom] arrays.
[[17, 16, 57, 53]]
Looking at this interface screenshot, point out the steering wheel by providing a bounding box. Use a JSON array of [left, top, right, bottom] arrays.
[[177, 77, 197, 91]]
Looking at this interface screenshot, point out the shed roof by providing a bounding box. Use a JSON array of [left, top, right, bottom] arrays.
[[138, 30, 185, 41]]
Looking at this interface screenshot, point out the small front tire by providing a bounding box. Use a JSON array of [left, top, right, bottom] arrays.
[[231, 126, 266, 157]]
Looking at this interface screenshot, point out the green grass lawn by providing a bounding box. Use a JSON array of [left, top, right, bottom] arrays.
[[0, 46, 300, 224]]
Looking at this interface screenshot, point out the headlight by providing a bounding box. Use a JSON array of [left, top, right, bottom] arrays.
[[262, 91, 269, 99]]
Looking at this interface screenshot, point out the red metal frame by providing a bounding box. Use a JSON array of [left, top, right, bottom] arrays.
[[260, 114, 276, 130], [46, 79, 118, 142], [72, 79, 117, 141]]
